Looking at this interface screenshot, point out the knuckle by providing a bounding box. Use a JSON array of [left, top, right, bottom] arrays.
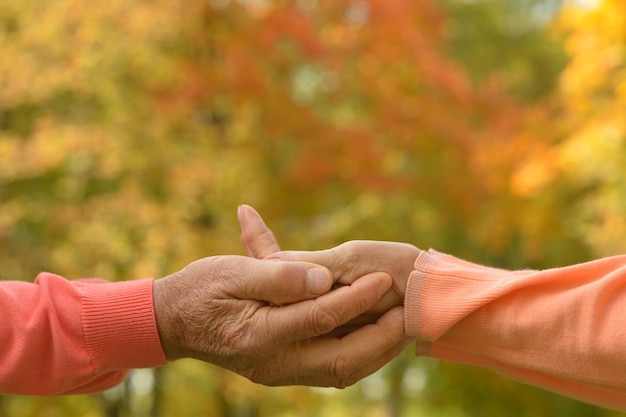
[[339, 241, 359, 261], [335, 376, 357, 389], [330, 355, 358, 388], [274, 262, 307, 291], [310, 301, 341, 335], [240, 229, 252, 244], [259, 229, 277, 246], [334, 357, 353, 378], [264, 266, 288, 300], [275, 260, 302, 279], [335, 241, 364, 278]]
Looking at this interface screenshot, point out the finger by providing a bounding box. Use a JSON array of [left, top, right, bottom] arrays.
[[263, 271, 392, 342], [269, 242, 373, 284], [328, 289, 404, 335], [238, 205, 281, 258], [266, 339, 411, 387], [268, 248, 344, 278], [330, 308, 414, 387], [265, 307, 412, 387], [230, 258, 334, 304]]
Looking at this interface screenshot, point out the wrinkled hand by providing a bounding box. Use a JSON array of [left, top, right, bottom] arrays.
[[152, 255, 410, 387], [238, 205, 421, 327]]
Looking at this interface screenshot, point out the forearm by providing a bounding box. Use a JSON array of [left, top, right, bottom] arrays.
[[405, 250, 626, 410], [0, 273, 166, 395]]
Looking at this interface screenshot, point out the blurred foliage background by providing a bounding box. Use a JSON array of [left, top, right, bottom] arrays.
[[1, 0, 626, 415]]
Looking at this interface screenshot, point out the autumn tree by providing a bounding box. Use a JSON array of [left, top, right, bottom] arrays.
[[551, 0, 626, 258], [1, 0, 622, 416]]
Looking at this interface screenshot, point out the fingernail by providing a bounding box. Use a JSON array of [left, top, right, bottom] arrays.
[[237, 205, 245, 220], [307, 268, 331, 295]]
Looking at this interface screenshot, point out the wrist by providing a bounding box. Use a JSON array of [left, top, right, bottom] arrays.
[[153, 276, 183, 360], [395, 244, 422, 299]]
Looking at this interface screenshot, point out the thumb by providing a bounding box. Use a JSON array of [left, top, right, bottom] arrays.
[[238, 205, 281, 259], [239, 258, 334, 305]]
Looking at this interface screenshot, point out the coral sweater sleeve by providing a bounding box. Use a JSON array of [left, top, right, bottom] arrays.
[[0, 273, 167, 395], [404, 249, 626, 411]]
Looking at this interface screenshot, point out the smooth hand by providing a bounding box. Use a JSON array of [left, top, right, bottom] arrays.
[[238, 205, 421, 325], [152, 255, 410, 387]]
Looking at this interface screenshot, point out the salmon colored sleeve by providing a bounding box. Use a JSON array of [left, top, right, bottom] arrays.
[[404, 249, 626, 411], [0, 273, 167, 395]]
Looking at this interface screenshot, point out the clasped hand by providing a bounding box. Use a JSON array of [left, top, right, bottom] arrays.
[[239, 205, 421, 330], [152, 205, 419, 388]]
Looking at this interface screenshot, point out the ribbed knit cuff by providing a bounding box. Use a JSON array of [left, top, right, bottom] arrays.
[[81, 279, 167, 371], [405, 250, 437, 338], [405, 249, 518, 343]]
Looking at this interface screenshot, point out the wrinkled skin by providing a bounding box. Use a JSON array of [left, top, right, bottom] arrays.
[[238, 204, 421, 332], [151, 206, 414, 387]]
